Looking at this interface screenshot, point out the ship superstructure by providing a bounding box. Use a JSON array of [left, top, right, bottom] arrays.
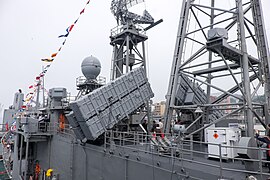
[[1, 0, 270, 180]]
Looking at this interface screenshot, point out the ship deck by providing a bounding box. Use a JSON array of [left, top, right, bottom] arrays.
[[106, 131, 270, 180]]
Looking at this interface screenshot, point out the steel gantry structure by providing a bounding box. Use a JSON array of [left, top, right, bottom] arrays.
[[109, 0, 162, 129], [164, 0, 270, 138]]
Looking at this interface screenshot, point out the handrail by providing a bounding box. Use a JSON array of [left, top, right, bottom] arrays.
[[110, 24, 146, 37], [104, 130, 270, 178], [40, 122, 76, 140]]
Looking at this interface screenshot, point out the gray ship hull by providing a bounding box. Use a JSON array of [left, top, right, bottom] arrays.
[[10, 132, 259, 180]]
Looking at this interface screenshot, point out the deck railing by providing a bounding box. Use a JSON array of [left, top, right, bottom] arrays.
[[103, 130, 269, 179], [37, 122, 76, 140], [5, 120, 269, 179], [110, 24, 146, 37]]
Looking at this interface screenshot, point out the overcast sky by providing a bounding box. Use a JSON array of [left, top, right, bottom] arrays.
[[0, 0, 269, 117]]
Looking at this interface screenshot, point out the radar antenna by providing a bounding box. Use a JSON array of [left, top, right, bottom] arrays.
[[111, 0, 154, 25]]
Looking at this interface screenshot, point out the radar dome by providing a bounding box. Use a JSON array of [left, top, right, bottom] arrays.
[[81, 56, 101, 80]]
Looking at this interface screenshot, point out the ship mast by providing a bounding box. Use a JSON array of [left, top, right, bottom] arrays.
[[110, 0, 155, 79], [110, 0, 161, 129]]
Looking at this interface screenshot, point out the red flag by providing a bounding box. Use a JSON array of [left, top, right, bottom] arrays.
[[29, 85, 33, 89], [80, 8, 85, 15], [5, 122, 8, 131], [69, 24, 74, 32], [36, 76, 40, 80]]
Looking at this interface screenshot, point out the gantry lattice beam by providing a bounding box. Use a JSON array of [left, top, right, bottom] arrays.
[[164, 0, 270, 137]]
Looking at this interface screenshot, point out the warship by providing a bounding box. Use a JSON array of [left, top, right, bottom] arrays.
[[2, 0, 270, 179]]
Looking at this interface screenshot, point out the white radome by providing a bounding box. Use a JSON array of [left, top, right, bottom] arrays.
[[81, 56, 101, 80]]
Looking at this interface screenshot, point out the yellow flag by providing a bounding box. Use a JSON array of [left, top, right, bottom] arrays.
[[46, 169, 53, 177]]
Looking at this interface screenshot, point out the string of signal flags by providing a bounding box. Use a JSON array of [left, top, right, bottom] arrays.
[[42, 0, 91, 62], [24, 0, 91, 105]]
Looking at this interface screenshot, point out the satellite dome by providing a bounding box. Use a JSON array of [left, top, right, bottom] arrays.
[[81, 56, 101, 80]]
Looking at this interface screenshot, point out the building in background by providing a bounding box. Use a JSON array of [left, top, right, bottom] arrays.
[[153, 101, 166, 117]]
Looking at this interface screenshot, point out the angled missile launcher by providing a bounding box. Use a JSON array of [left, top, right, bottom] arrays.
[[68, 67, 154, 140], [66, 112, 86, 141]]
